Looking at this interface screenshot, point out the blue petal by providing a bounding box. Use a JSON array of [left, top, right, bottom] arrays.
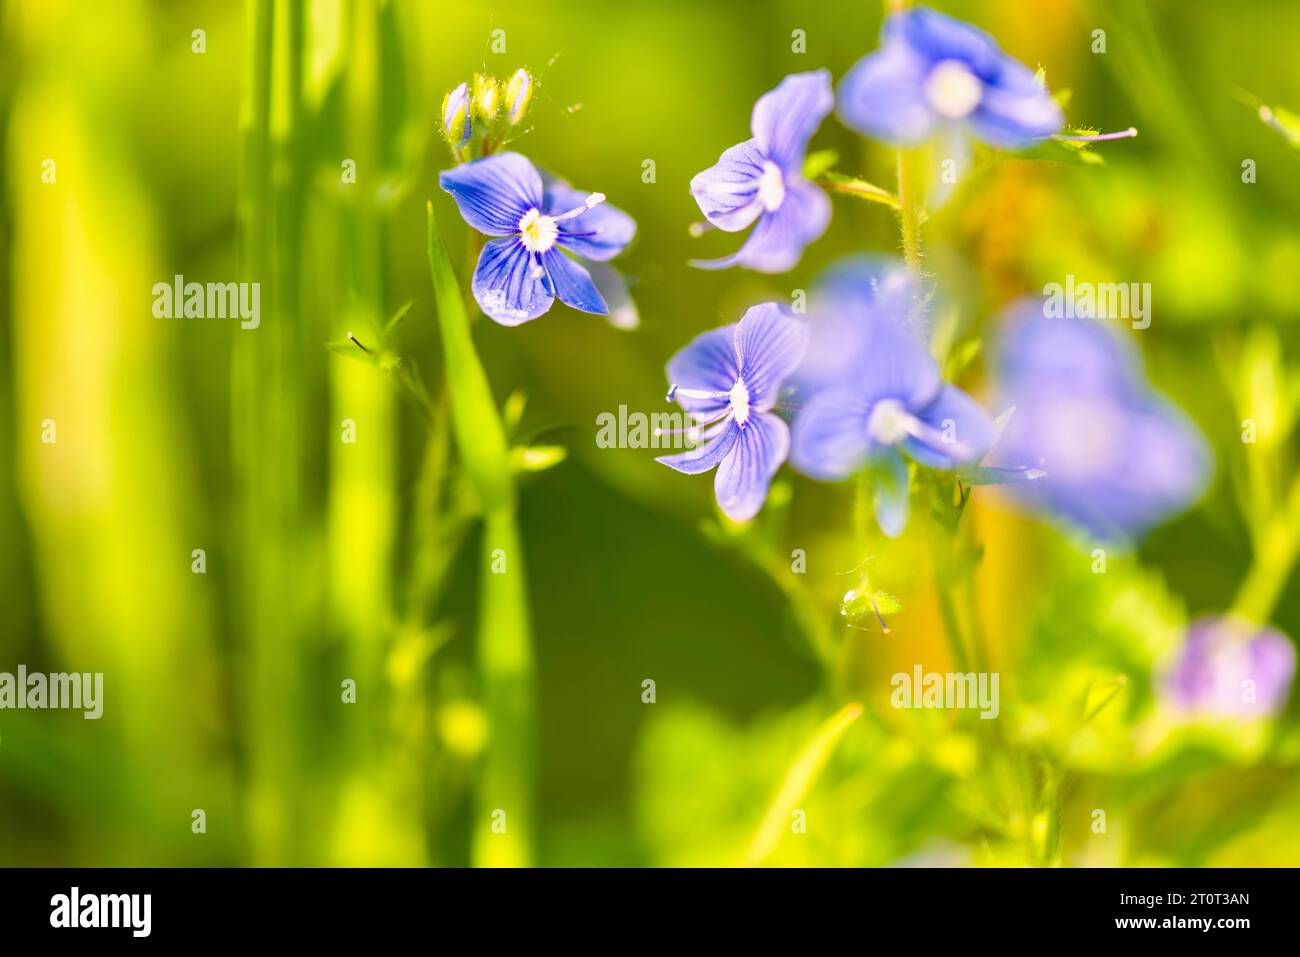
[[714, 413, 789, 521], [904, 384, 996, 468], [854, 312, 941, 409], [472, 237, 553, 325], [689, 139, 766, 232], [656, 422, 738, 475], [586, 262, 638, 330], [998, 305, 1143, 401], [836, 41, 934, 144], [440, 152, 543, 237], [789, 388, 874, 481], [969, 60, 1063, 147], [872, 449, 911, 538], [666, 325, 740, 419], [543, 249, 607, 315], [734, 302, 808, 410], [888, 9, 1003, 78], [543, 176, 637, 261], [692, 179, 829, 273], [750, 70, 834, 172], [796, 256, 922, 392]]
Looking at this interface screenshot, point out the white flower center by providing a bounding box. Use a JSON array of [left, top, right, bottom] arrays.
[[756, 161, 786, 212], [729, 378, 752, 426], [867, 398, 912, 445], [925, 60, 983, 119], [518, 208, 559, 253]]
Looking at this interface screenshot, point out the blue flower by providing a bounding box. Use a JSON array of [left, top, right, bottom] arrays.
[[790, 269, 994, 537], [440, 152, 637, 326], [990, 304, 1211, 541], [657, 303, 808, 521], [689, 71, 833, 273], [837, 6, 1062, 148], [1163, 616, 1295, 720]]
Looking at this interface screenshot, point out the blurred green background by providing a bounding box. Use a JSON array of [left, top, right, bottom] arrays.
[[2, 0, 1299, 866]]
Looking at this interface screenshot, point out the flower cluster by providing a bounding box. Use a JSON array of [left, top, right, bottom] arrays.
[[660, 259, 994, 530], [442, 67, 534, 161], [660, 8, 1198, 542]]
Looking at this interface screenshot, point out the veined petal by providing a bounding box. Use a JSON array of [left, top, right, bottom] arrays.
[[836, 41, 935, 144], [872, 449, 911, 538], [656, 422, 738, 475], [542, 249, 607, 315], [666, 325, 740, 418], [689, 139, 766, 232], [694, 179, 829, 273], [472, 237, 553, 325], [904, 385, 996, 468], [789, 388, 874, 481], [440, 152, 543, 237], [733, 302, 808, 410], [714, 413, 789, 521], [751, 70, 834, 172], [544, 176, 637, 261]]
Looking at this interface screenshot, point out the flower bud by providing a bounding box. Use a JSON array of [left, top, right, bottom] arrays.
[[505, 68, 533, 126], [473, 74, 500, 123], [442, 82, 471, 146]]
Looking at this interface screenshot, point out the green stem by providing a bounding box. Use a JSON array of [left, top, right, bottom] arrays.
[[1231, 469, 1300, 623], [427, 204, 534, 867], [895, 147, 924, 273]]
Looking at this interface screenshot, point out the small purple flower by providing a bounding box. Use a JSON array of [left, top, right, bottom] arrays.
[[991, 304, 1211, 541], [837, 6, 1063, 148], [440, 152, 636, 326], [1163, 616, 1295, 719], [790, 270, 993, 537], [689, 71, 833, 273], [657, 304, 808, 521]]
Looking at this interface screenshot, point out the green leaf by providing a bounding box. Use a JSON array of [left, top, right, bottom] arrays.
[[820, 171, 901, 208], [425, 203, 512, 512], [802, 149, 839, 180], [427, 202, 535, 868]]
